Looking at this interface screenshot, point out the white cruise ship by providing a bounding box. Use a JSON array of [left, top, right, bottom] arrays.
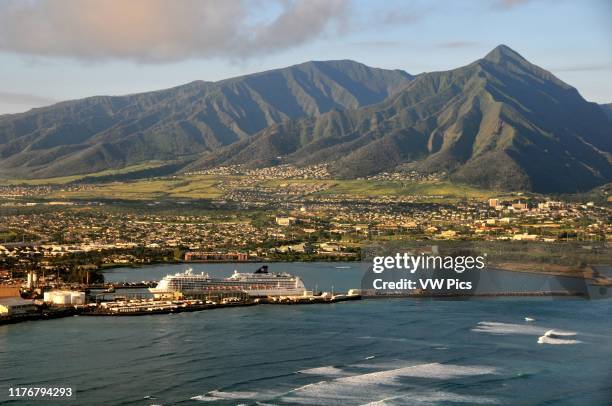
[[150, 266, 306, 297]]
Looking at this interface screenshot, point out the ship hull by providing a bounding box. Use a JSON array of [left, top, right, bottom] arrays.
[[149, 286, 306, 298], [149, 269, 307, 298]]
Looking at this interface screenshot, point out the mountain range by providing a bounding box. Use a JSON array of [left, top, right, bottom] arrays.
[[1, 45, 610, 193], [0, 60, 411, 178]]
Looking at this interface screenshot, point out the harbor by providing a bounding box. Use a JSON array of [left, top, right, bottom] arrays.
[[2, 262, 609, 324], [1, 293, 365, 325], [0, 264, 365, 324], [3, 293, 611, 405], [1, 292, 362, 324], [82, 292, 361, 317], [2, 265, 611, 405]]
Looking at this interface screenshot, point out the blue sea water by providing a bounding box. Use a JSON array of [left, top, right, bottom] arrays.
[[1, 264, 611, 405]]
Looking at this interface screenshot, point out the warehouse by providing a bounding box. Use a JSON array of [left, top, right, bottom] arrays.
[[0, 298, 37, 316]]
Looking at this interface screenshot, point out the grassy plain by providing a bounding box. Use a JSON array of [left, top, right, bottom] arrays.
[[48, 175, 223, 200], [1, 161, 169, 185], [9, 173, 508, 202], [261, 179, 499, 200]]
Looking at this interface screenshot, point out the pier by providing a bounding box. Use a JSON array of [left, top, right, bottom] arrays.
[[80, 292, 361, 317]]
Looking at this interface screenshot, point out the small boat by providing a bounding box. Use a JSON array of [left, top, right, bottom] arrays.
[[524, 317, 535, 322]]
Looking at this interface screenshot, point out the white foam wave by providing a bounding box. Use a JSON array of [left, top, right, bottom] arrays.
[[537, 336, 581, 345], [352, 360, 422, 370], [281, 362, 497, 405], [473, 321, 577, 337], [472, 321, 546, 335], [543, 329, 577, 337], [362, 390, 499, 405], [191, 390, 261, 402], [349, 363, 496, 381], [298, 366, 351, 377]]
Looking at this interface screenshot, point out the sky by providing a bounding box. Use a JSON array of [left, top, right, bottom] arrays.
[[0, 0, 611, 114]]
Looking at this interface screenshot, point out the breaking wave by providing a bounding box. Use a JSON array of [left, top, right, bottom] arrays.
[[537, 336, 581, 345], [281, 362, 498, 404], [537, 329, 581, 344], [191, 390, 262, 402], [297, 366, 351, 377], [362, 390, 499, 405], [473, 321, 577, 337]]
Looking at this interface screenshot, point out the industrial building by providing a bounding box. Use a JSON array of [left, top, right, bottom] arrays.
[[0, 298, 37, 316]]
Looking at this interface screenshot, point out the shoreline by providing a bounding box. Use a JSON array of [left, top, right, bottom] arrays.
[[1, 292, 591, 326]]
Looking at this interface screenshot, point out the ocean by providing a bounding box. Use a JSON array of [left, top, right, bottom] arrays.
[[1, 263, 611, 405]]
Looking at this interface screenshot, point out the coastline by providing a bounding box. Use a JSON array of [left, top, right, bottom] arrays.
[[0, 293, 592, 326]]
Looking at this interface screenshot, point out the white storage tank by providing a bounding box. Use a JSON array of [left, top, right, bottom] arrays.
[[52, 293, 72, 305], [71, 292, 86, 305], [44, 290, 86, 306]]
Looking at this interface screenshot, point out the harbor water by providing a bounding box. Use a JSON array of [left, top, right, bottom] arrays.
[[1, 263, 611, 405]]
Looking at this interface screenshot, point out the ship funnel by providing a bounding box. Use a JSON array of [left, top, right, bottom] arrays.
[[254, 265, 269, 274]]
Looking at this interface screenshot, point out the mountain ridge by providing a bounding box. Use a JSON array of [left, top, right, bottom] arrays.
[[0, 60, 412, 178], [1, 45, 610, 193], [187, 45, 612, 193]]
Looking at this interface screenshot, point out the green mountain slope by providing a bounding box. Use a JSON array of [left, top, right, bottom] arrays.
[[0, 60, 412, 178], [190, 45, 611, 193]]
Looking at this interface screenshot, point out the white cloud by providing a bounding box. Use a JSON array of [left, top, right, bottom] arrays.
[[0, 0, 351, 63]]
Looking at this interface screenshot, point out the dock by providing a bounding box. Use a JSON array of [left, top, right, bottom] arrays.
[[82, 299, 256, 316], [79, 293, 362, 317]]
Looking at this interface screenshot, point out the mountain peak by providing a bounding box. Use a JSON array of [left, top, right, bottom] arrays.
[[483, 44, 528, 64], [480, 44, 573, 89]]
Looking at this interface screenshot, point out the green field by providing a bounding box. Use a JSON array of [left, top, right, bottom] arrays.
[[261, 179, 499, 200], [1, 161, 171, 185], [319, 180, 495, 199], [49, 175, 223, 200], [10, 173, 509, 202]]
